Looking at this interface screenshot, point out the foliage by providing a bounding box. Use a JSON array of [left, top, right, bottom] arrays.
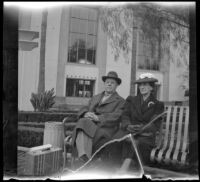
[[178, 68, 189, 91], [18, 129, 43, 147], [99, 3, 190, 91], [30, 88, 55, 112], [99, 3, 189, 67], [18, 111, 76, 123]]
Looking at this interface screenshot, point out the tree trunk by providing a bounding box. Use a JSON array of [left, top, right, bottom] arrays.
[[38, 9, 48, 93]]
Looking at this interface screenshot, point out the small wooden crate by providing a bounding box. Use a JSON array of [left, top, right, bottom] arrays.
[[17, 144, 63, 176]]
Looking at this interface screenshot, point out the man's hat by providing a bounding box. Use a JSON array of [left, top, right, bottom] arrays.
[[134, 73, 158, 84], [102, 71, 122, 85]]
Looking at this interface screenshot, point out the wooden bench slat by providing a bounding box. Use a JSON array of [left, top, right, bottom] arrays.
[[172, 106, 184, 163], [165, 106, 178, 163], [157, 106, 172, 162], [180, 106, 189, 164], [151, 106, 190, 166]]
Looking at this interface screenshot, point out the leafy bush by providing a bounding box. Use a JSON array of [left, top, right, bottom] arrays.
[[30, 88, 55, 112], [18, 129, 43, 147]]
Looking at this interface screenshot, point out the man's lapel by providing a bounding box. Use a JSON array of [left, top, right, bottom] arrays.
[[98, 92, 119, 106], [89, 92, 104, 110]]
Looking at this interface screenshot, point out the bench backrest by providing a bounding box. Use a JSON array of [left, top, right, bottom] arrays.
[[151, 105, 189, 165]]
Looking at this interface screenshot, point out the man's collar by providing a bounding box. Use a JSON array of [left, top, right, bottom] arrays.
[[104, 91, 115, 97]]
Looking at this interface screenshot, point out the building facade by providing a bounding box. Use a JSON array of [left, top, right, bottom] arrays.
[[18, 5, 189, 111]]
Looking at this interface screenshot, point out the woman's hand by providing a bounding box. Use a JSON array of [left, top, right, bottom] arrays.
[[84, 112, 94, 119], [126, 124, 144, 133]]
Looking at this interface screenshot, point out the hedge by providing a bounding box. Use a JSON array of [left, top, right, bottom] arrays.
[[18, 111, 78, 123], [18, 113, 78, 148], [18, 128, 43, 147]]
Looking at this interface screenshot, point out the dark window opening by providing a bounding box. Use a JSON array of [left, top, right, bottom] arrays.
[[66, 78, 95, 98]]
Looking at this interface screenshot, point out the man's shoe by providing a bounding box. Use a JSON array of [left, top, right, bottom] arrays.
[[79, 154, 89, 163]]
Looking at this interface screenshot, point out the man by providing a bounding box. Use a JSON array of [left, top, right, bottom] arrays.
[[71, 71, 125, 167]]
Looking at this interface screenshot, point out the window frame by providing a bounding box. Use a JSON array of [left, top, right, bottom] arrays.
[[67, 6, 98, 65]]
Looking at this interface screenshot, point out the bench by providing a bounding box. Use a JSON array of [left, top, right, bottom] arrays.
[[150, 105, 190, 167], [62, 105, 191, 170]]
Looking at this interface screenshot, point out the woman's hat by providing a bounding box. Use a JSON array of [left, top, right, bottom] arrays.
[[102, 71, 122, 85], [134, 73, 158, 84]]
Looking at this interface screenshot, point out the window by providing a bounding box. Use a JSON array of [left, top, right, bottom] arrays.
[[137, 32, 160, 71], [68, 7, 98, 65], [66, 78, 95, 97]]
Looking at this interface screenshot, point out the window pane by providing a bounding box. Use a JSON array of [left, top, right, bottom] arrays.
[[68, 47, 77, 63], [85, 80, 92, 97], [75, 80, 80, 96], [87, 49, 95, 64], [145, 58, 151, 70], [138, 41, 159, 70], [78, 81, 84, 97], [79, 7, 88, 19], [79, 80, 84, 85], [66, 79, 74, 96], [78, 48, 86, 63], [151, 59, 159, 70], [69, 33, 79, 48], [71, 18, 87, 34], [86, 35, 96, 49], [71, 7, 80, 18], [78, 34, 86, 49], [88, 9, 98, 20], [66, 79, 94, 97], [70, 18, 80, 33], [137, 55, 146, 69], [88, 21, 97, 35], [79, 19, 87, 34]]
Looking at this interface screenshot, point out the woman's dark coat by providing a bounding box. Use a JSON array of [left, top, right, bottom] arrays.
[[111, 93, 164, 165], [71, 91, 125, 154]]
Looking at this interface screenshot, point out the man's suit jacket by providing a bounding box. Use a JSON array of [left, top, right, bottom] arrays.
[[78, 91, 125, 128], [71, 91, 125, 152]]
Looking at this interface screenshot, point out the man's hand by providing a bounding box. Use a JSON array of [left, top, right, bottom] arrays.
[[126, 124, 144, 133], [84, 112, 100, 122]]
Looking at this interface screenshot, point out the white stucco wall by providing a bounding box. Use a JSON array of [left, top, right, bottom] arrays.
[[106, 39, 132, 100], [168, 63, 188, 101], [18, 7, 63, 111], [45, 7, 62, 92], [168, 25, 189, 102], [18, 49, 40, 111], [18, 9, 42, 111]]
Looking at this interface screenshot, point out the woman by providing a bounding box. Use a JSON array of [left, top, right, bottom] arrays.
[[109, 73, 164, 172]]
